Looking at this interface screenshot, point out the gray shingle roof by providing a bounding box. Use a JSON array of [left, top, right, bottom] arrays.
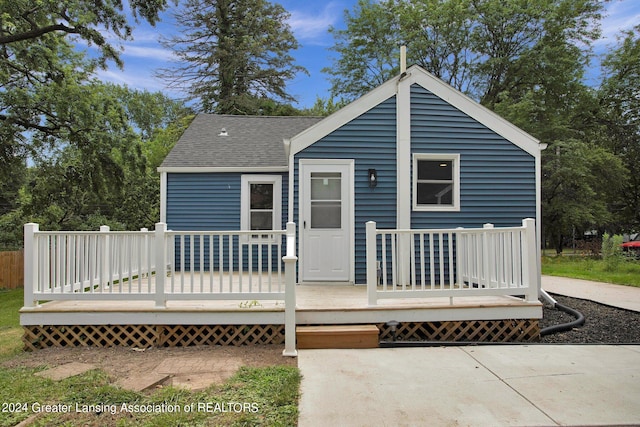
[[160, 114, 323, 169]]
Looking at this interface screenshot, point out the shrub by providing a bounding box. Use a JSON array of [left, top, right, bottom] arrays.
[[601, 233, 625, 271]]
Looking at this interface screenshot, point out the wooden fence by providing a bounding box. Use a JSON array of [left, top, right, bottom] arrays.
[[0, 250, 24, 289]]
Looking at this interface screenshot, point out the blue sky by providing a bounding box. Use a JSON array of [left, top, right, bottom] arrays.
[[93, 0, 640, 109]]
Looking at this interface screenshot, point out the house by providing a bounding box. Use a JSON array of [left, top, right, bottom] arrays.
[[158, 65, 545, 284], [21, 65, 545, 353]]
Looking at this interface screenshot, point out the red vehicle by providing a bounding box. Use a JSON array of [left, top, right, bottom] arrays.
[[622, 234, 640, 256]]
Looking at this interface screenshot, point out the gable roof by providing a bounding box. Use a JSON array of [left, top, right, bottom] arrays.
[[159, 114, 323, 172], [290, 65, 544, 157]]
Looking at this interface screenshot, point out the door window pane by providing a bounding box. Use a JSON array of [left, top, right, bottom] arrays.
[[311, 173, 341, 200], [311, 202, 341, 228]]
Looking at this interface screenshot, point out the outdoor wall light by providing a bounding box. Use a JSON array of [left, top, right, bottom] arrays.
[[368, 169, 378, 188]]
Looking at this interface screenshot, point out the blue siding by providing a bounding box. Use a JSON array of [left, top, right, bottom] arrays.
[[295, 96, 398, 282], [166, 172, 288, 270], [410, 84, 536, 230], [167, 173, 242, 230]]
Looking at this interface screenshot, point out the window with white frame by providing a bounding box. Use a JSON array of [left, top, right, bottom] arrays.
[[241, 175, 282, 239], [413, 154, 460, 211]]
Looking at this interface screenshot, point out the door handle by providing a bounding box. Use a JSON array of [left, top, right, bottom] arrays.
[[303, 220, 306, 229]]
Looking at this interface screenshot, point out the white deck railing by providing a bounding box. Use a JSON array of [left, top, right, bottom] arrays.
[[23, 222, 299, 356], [366, 219, 539, 305]]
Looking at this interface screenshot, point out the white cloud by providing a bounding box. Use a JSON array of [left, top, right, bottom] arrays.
[[597, 0, 640, 46], [287, 2, 343, 45], [121, 44, 176, 61], [94, 68, 165, 93]]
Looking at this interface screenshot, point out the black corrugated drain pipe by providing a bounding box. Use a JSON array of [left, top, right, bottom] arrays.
[[540, 301, 585, 336]]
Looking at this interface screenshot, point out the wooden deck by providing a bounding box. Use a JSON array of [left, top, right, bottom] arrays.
[[20, 283, 542, 350], [21, 283, 541, 325]]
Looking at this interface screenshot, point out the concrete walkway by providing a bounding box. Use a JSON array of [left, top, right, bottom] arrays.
[[298, 277, 640, 426], [542, 275, 640, 311], [298, 346, 640, 426]]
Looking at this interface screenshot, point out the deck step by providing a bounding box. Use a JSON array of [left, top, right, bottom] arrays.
[[296, 325, 379, 349]]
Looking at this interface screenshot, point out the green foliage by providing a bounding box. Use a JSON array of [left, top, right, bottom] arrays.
[[325, 0, 603, 104], [542, 140, 628, 253], [0, 0, 170, 159], [597, 25, 640, 230], [601, 233, 625, 272], [325, 0, 401, 100], [302, 97, 350, 117], [158, 0, 306, 114]]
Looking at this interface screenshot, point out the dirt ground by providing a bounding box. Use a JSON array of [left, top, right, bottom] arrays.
[[2, 344, 296, 384]]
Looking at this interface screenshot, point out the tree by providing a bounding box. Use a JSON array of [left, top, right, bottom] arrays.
[[0, 1, 170, 208], [325, 0, 603, 105], [0, 83, 191, 246], [1, 0, 170, 144], [542, 140, 627, 253], [324, 0, 401, 100], [597, 26, 640, 230], [158, 0, 305, 114]]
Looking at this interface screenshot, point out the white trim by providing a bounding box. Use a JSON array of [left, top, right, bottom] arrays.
[[290, 83, 398, 156], [240, 175, 282, 239], [298, 159, 355, 284], [412, 153, 461, 212], [158, 166, 288, 173], [404, 66, 542, 156], [288, 65, 543, 159], [397, 74, 412, 229], [288, 148, 295, 221], [159, 171, 167, 223]]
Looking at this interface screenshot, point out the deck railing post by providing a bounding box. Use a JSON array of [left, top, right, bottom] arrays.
[[23, 223, 39, 308], [155, 222, 167, 308], [522, 218, 538, 302], [482, 223, 493, 288], [283, 221, 298, 357], [366, 221, 378, 306], [100, 225, 110, 290]]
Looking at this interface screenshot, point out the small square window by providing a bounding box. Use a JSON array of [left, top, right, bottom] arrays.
[[413, 154, 460, 211]]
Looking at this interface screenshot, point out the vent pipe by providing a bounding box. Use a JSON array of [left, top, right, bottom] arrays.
[[400, 45, 407, 74]]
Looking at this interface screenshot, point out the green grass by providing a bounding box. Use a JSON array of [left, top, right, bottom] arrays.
[[0, 289, 301, 426], [0, 365, 301, 427], [0, 288, 23, 360], [542, 255, 640, 287]]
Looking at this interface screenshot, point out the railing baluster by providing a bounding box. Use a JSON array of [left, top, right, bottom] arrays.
[[218, 234, 223, 292], [410, 232, 416, 290], [229, 235, 234, 292], [429, 233, 435, 289], [199, 234, 204, 293], [381, 233, 387, 290], [391, 233, 397, 287], [419, 233, 425, 290], [238, 238, 245, 289], [209, 234, 214, 293]]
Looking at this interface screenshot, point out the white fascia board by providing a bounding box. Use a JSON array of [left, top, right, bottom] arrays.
[[157, 166, 288, 173], [406, 66, 544, 157], [289, 79, 399, 156]]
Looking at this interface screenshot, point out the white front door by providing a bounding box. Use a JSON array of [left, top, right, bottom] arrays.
[[300, 161, 353, 282]]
